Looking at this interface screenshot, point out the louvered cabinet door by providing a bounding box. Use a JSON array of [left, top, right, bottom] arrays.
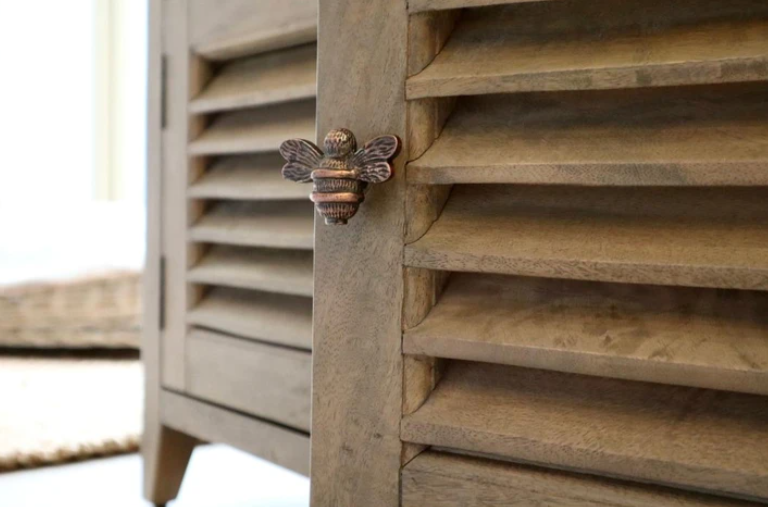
[[310, 1, 768, 506], [144, 0, 316, 501]]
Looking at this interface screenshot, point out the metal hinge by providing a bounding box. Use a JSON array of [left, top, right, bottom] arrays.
[[159, 255, 167, 330], [160, 55, 168, 129]]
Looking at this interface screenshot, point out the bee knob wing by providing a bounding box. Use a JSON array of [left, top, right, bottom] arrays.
[[353, 135, 401, 183], [279, 139, 324, 183]]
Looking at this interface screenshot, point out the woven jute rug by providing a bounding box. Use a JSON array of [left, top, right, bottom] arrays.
[[0, 272, 141, 349], [0, 354, 143, 470]]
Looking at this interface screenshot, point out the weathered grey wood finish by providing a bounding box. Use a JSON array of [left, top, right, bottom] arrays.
[[142, 1, 198, 502], [409, 0, 553, 13], [403, 452, 762, 507], [310, 0, 408, 505], [144, 0, 317, 504], [408, 85, 768, 186], [407, 0, 768, 98], [402, 362, 768, 499], [161, 391, 310, 476], [189, 0, 317, 60], [186, 330, 312, 431], [311, 0, 768, 506], [405, 185, 768, 290], [404, 274, 768, 395]]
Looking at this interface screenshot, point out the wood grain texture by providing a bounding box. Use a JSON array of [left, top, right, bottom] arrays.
[[142, 1, 198, 503], [161, 391, 310, 476], [401, 362, 768, 500], [190, 43, 316, 114], [188, 245, 313, 297], [408, 85, 768, 185], [188, 99, 315, 155], [405, 185, 768, 291], [187, 287, 312, 350], [402, 267, 450, 330], [400, 11, 456, 467], [402, 354, 445, 469], [404, 185, 452, 244], [405, 273, 768, 395], [189, 0, 317, 61], [190, 200, 314, 250], [188, 154, 310, 200], [185, 329, 311, 431], [408, 11, 458, 77], [403, 452, 761, 507], [409, 0, 555, 13], [407, 97, 456, 163], [311, 0, 408, 505], [407, 0, 768, 98]]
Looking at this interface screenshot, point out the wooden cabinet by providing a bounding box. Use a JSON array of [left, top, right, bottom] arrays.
[[147, 0, 768, 505], [143, 0, 316, 503], [310, 1, 768, 506]]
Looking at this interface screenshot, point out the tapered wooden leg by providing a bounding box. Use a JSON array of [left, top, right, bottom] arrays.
[[142, 422, 197, 505]]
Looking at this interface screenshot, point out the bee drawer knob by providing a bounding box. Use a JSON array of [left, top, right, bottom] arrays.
[[279, 128, 401, 225]]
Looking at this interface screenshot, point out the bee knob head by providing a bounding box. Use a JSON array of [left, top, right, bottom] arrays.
[[324, 128, 357, 157]]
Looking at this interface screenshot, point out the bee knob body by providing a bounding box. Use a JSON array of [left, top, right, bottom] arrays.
[[311, 165, 365, 225]]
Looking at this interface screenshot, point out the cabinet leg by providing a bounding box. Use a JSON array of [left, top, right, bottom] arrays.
[[142, 423, 197, 505]]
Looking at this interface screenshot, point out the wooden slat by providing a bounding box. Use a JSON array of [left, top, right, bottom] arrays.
[[404, 186, 768, 291], [188, 245, 313, 297], [186, 329, 311, 431], [405, 273, 768, 395], [408, 85, 768, 186], [407, 0, 768, 99], [195, 22, 316, 61], [187, 286, 312, 350], [161, 391, 309, 476], [409, 0, 554, 14], [188, 154, 309, 200], [190, 200, 314, 250], [190, 0, 317, 61], [403, 452, 760, 507], [401, 362, 768, 500], [188, 99, 315, 155], [190, 44, 316, 114]]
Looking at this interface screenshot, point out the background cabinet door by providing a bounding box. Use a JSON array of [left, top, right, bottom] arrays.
[[311, 1, 768, 506], [159, 0, 316, 393], [144, 0, 317, 502]]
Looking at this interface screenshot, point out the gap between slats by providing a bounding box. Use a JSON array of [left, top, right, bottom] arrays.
[[409, 0, 555, 14], [408, 84, 768, 186], [405, 273, 768, 395], [401, 361, 768, 500], [190, 200, 314, 250], [403, 452, 760, 507], [188, 154, 309, 201], [189, 99, 316, 156], [190, 44, 317, 114], [188, 245, 313, 297], [187, 286, 312, 350], [404, 185, 768, 290], [194, 20, 317, 62], [407, 0, 768, 99]]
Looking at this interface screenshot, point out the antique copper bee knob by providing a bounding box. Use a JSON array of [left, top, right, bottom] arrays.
[[279, 128, 401, 225]]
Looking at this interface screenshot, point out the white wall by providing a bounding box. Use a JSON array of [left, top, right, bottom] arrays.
[[0, 0, 148, 205], [96, 0, 148, 202], [0, 1, 148, 283], [0, 1, 96, 205]]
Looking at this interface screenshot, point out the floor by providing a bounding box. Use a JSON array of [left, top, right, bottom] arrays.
[[0, 445, 310, 507]]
